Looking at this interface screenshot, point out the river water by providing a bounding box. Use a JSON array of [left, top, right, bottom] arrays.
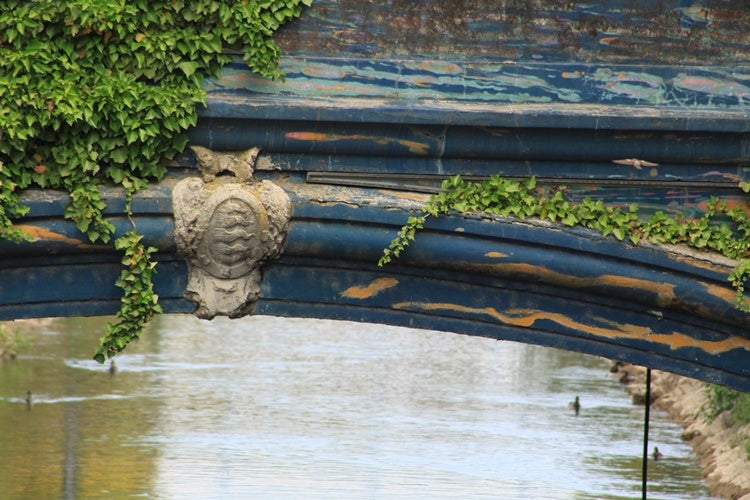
[[1, 315, 711, 499]]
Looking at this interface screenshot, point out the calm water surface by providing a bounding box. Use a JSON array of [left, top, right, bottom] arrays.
[[1, 315, 711, 499]]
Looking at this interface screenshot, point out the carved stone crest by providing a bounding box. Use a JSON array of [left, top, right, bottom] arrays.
[[173, 146, 291, 319]]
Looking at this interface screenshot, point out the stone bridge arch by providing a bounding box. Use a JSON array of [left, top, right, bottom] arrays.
[[2, 174, 749, 392], [2, 0, 750, 391]]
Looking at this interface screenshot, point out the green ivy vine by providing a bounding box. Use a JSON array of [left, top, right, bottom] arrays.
[[0, 0, 311, 361], [380, 174, 750, 312]]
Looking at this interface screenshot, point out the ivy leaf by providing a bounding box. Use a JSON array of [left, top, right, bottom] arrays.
[[177, 61, 200, 77]]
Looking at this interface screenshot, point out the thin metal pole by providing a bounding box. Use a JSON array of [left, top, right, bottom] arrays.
[[642, 367, 652, 500]]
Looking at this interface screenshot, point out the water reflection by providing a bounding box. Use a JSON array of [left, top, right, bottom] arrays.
[[1, 315, 712, 498]]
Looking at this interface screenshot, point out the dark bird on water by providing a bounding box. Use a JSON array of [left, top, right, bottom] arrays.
[[619, 370, 635, 384], [24, 390, 32, 410], [652, 447, 663, 461], [610, 360, 624, 373], [109, 360, 117, 377], [569, 396, 581, 415]]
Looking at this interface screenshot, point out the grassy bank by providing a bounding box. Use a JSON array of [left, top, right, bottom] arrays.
[[703, 385, 750, 461]]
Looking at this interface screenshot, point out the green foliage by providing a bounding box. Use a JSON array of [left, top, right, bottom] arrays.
[[93, 231, 161, 364], [0, 0, 311, 361], [380, 175, 750, 311], [702, 383, 750, 458], [0, 322, 34, 360], [703, 384, 750, 424]]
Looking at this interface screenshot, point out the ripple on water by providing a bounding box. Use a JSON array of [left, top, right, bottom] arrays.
[[64, 355, 233, 373]]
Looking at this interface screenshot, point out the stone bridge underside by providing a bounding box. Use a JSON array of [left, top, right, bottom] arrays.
[[2, 0, 750, 391]]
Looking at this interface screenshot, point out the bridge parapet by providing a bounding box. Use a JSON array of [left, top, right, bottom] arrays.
[[189, 1, 750, 224]]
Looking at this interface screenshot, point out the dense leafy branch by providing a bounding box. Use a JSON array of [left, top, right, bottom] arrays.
[[93, 229, 161, 364], [380, 174, 750, 311], [702, 383, 750, 458], [0, 0, 311, 361]]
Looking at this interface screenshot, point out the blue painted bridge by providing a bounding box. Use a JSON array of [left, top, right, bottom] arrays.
[[2, 1, 750, 392]]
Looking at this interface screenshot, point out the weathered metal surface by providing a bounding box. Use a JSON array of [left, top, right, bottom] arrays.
[[187, 0, 750, 231], [2, 175, 750, 392], [195, 0, 750, 155], [203, 58, 750, 131], [191, 119, 749, 164], [275, 0, 750, 66], [188, 126, 746, 220], [200, 0, 750, 132]]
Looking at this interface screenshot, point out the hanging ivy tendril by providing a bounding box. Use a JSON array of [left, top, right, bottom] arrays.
[[0, 0, 312, 361]]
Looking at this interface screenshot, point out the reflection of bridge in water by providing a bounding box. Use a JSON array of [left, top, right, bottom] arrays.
[[2, 0, 750, 391]]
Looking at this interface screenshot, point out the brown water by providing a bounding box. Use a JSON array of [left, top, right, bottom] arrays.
[[0, 315, 712, 498]]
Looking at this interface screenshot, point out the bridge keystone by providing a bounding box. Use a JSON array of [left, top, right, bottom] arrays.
[[173, 147, 291, 319]]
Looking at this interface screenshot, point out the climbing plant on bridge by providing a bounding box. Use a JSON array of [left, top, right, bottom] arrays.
[[380, 175, 750, 312], [0, 0, 311, 362]]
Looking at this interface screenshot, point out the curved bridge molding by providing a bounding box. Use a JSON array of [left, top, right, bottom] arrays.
[[1, 173, 749, 392]]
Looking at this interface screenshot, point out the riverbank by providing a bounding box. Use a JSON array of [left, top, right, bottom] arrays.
[[614, 363, 750, 499], [0, 318, 57, 360]]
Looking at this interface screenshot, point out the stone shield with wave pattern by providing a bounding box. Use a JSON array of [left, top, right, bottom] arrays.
[[173, 148, 291, 319]]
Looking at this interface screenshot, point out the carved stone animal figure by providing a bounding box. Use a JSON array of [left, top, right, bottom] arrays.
[[190, 146, 260, 182]]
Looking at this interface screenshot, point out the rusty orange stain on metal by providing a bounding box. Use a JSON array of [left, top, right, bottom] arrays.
[[393, 302, 750, 354], [285, 131, 430, 155], [301, 66, 352, 79], [406, 61, 464, 75], [702, 282, 737, 304], [470, 262, 676, 306], [394, 302, 651, 337], [14, 225, 102, 249], [286, 131, 337, 141], [697, 198, 750, 215], [668, 254, 733, 274], [342, 277, 398, 299], [484, 251, 507, 258], [645, 332, 750, 354], [561, 70, 582, 79]]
